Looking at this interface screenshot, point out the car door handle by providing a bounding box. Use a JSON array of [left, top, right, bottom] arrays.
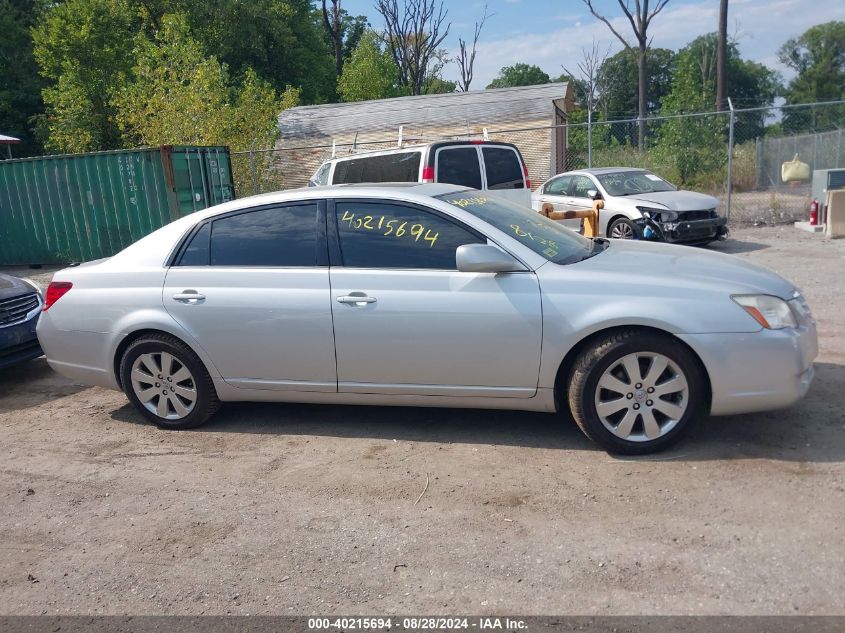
[[173, 291, 205, 303], [336, 294, 377, 306]]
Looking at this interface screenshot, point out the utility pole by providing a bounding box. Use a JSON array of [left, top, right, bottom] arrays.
[[716, 0, 728, 111], [726, 98, 735, 221]]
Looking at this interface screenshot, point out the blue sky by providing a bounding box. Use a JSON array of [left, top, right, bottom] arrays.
[[341, 0, 845, 90]]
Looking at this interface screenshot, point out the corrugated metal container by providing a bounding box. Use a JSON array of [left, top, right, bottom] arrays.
[[0, 145, 234, 265]]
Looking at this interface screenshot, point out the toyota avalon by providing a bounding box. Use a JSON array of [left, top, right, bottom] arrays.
[[36, 184, 816, 454]]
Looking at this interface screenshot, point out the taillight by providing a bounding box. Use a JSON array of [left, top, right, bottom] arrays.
[[422, 166, 434, 183], [470, 140, 485, 145], [522, 162, 531, 189], [44, 281, 72, 311]]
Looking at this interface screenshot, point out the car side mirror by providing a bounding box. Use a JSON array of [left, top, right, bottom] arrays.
[[456, 244, 527, 273], [587, 189, 602, 200]]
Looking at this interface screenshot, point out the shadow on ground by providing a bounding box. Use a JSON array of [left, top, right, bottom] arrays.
[[708, 238, 771, 254], [109, 362, 845, 464], [0, 357, 88, 410]]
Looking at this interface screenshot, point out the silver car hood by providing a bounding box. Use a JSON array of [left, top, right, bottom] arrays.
[[570, 239, 795, 299], [625, 190, 719, 211]]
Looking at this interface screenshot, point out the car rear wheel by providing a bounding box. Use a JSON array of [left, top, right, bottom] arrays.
[[567, 329, 706, 454], [608, 217, 638, 239], [120, 333, 219, 429]]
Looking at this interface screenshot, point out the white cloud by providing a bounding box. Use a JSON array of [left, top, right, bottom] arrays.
[[452, 0, 845, 89]]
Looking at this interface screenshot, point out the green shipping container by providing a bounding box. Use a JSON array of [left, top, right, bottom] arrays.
[[0, 145, 234, 266]]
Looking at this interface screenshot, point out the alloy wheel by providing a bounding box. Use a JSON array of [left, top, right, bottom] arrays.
[[593, 352, 689, 442], [130, 352, 197, 420], [610, 221, 635, 239]]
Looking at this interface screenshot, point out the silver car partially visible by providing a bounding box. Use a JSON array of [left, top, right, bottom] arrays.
[[37, 184, 816, 454], [533, 167, 729, 244]]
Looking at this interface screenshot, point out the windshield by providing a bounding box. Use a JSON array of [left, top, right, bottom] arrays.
[[437, 191, 596, 265], [597, 171, 676, 196]]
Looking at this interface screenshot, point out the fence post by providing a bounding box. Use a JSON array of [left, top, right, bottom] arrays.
[[587, 109, 593, 168], [249, 142, 258, 195], [726, 98, 735, 222], [755, 137, 763, 190]]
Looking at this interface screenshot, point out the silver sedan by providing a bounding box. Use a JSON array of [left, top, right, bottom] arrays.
[[533, 168, 728, 244], [37, 184, 817, 454]]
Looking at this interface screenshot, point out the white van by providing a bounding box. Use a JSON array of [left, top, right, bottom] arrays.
[[309, 141, 532, 206]]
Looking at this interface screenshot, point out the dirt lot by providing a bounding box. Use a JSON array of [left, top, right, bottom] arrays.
[[1, 225, 844, 616]]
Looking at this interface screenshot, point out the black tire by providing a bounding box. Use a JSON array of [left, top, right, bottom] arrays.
[[567, 329, 706, 455], [607, 217, 639, 240], [119, 333, 220, 429]]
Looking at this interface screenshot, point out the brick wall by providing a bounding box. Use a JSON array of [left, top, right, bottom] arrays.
[[271, 118, 554, 191]]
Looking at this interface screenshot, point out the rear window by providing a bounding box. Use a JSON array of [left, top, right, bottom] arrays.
[[483, 147, 524, 190], [177, 223, 210, 266], [332, 152, 421, 184], [209, 204, 320, 267], [436, 147, 482, 189]]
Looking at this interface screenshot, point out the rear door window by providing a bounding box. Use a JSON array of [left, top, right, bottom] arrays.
[[569, 175, 595, 199], [482, 147, 524, 190], [436, 147, 482, 189], [209, 203, 321, 267], [332, 152, 421, 184]]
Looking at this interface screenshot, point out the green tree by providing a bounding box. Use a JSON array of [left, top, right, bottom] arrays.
[[778, 21, 845, 132], [662, 34, 779, 139], [582, 0, 672, 151], [112, 13, 298, 192], [421, 48, 455, 94], [486, 63, 550, 89], [338, 30, 401, 101], [656, 35, 740, 184], [424, 77, 457, 94], [0, 0, 46, 156], [165, 0, 336, 104], [596, 48, 675, 119], [672, 34, 779, 109], [319, 0, 368, 80], [32, 0, 136, 152]]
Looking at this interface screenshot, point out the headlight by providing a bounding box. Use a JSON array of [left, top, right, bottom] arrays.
[[732, 295, 797, 329], [636, 206, 674, 221]]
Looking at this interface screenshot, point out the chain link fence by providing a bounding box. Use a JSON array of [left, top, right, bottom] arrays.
[[232, 100, 845, 228]]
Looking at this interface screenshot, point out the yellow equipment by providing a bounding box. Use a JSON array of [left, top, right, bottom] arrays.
[[540, 200, 603, 237]]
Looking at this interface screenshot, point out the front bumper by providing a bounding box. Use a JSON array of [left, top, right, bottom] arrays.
[[678, 319, 818, 416], [658, 216, 728, 243], [0, 312, 43, 370]]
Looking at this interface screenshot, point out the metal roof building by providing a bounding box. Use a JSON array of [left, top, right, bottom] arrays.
[[273, 83, 574, 189]]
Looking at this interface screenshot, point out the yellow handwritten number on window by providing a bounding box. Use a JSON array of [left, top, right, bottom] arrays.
[[342, 211, 439, 247]]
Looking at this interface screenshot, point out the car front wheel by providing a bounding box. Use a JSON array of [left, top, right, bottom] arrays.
[[608, 217, 638, 239], [119, 333, 220, 429], [567, 329, 706, 454]]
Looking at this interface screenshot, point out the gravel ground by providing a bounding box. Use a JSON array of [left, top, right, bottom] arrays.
[[1, 226, 844, 616]]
